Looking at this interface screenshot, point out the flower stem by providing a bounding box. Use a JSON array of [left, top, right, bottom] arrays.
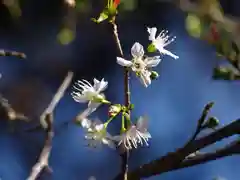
[[121, 114, 126, 133], [104, 116, 115, 127], [111, 16, 130, 180]]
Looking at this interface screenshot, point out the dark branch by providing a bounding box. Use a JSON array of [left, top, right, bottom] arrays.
[[175, 139, 240, 170], [125, 114, 240, 179]]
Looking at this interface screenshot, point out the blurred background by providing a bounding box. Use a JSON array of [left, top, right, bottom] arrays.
[[0, 0, 240, 179]]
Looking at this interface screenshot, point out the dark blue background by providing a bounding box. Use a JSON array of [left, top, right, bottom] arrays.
[[0, 0, 239, 179]]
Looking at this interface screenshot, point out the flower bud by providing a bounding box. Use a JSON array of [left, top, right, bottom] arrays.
[[108, 104, 121, 117], [204, 117, 219, 129], [147, 43, 157, 53], [150, 71, 159, 80]]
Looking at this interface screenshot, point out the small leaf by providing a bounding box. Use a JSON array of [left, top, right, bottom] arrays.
[[128, 103, 134, 110], [91, 11, 109, 24]]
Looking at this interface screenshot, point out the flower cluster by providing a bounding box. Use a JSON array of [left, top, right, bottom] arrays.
[[71, 26, 178, 150], [117, 27, 178, 87]]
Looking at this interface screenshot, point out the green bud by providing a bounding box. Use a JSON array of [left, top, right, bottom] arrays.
[[150, 71, 159, 80], [147, 43, 157, 53], [108, 104, 121, 117], [204, 117, 219, 129]]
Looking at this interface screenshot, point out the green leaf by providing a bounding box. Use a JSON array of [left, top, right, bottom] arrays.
[[91, 11, 109, 23]]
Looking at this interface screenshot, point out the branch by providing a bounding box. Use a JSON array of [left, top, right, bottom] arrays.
[[0, 49, 26, 59], [27, 71, 73, 180], [111, 17, 131, 180], [176, 139, 240, 170], [126, 116, 240, 179], [0, 94, 29, 122], [27, 113, 54, 180], [40, 71, 73, 129]]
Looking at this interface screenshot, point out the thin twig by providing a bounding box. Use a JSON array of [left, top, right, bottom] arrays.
[[0, 94, 29, 121], [40, 71, 73, 129], [27, 113, 54, 180], [27, 71, 73, 180], [111, 17, 131, 180], [0, 49, 26, 59]]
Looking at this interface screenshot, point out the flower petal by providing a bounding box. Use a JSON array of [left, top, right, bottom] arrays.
[[81, 118, 92, 129], [94, 78, 108, 92], [136, 116, 149, 132], [131, 42, 144, 58], [95, 124, 104, 131], [102, 138, 116, 149], [88, 101, 101, 113], [145, 56, 161, 67], [92, 118, 104, 127], [116, 57, 133, 67], [158, 48, 179, 59], [112, 135, 123, 142], [139, 71, 151, 88], [71, 92, 88, 103], [147, 27, 157, 41]]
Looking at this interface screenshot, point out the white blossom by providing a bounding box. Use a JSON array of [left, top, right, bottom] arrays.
[[113, 116, 151, 150], [147, 27, 179, 59], [116, 42, 161, 87], [82, 118, 116, 149], [71, 78, 109, 111]]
